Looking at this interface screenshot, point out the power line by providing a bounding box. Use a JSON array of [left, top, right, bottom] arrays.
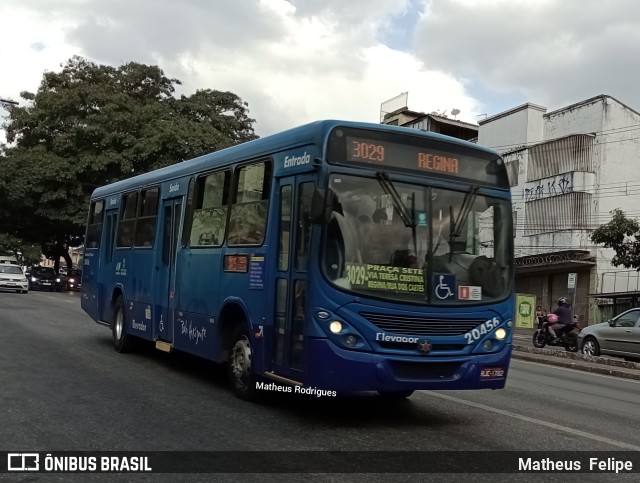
[[0, 98, 19, 106]]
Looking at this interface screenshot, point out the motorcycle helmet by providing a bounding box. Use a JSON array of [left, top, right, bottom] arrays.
[[558, 297, 569, 306], [547, 313, 559, 323]]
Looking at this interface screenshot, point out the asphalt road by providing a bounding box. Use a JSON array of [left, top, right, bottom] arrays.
[[1, 290, 638, 482]]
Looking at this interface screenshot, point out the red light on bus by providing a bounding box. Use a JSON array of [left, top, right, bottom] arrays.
[[224, 254, 248, 273]]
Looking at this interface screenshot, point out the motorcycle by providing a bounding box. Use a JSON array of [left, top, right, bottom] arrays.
[[532, 314, 579, 352]]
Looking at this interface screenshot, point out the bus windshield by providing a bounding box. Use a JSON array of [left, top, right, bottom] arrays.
[[322, 173, 512, 305]]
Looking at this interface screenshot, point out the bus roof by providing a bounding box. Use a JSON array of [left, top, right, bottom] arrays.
[[91, 119, 499, 199]]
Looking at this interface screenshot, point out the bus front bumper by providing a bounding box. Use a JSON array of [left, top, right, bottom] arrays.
[[305, 338, 512, 393]]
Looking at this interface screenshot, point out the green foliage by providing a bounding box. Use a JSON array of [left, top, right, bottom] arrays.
[[0, 233, 42, 266], [590, 208, 640, 269], [0, 56, 258, 268]]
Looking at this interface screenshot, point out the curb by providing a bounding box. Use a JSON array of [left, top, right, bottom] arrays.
[[511, 344, 640, 381]]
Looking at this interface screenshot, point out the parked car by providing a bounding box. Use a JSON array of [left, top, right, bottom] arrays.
[[0, 255, 20, 265], [0, 264, 29, 293], [578, 308, 640, 361], [28, 266, 62, 291], [64, 268, 83, 291]]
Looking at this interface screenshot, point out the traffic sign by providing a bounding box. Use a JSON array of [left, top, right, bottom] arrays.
[[567, 273, 577, 289]]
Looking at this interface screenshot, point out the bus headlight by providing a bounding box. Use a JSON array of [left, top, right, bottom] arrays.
[[483, 340, 493, 351], [329, 321, 342, 334], [495, 328, 507, 340]]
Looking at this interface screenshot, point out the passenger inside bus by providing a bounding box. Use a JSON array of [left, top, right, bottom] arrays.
[[321, 176, 509, 300]]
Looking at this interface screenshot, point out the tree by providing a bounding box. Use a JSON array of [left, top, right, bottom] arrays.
[[590, 208, 640, 270], [0, 233, 41, 267], [0, 56, 258, 271]]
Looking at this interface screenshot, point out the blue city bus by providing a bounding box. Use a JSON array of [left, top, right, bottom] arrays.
[[81, 120, 514, 401]]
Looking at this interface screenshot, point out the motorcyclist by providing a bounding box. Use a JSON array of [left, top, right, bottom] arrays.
[[548, 297, 573, 341]]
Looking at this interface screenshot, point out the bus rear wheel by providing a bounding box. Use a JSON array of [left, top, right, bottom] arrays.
[[112, 296, 133, 353], [378, 390, 415, 400], [227, 327, 258, 401]]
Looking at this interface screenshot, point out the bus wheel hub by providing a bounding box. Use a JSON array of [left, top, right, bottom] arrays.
[[231, 337, 251, 379]]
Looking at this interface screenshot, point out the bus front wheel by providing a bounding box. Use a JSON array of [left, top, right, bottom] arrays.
[[227, 327, 258, 401], [112, 296, 133, 353]]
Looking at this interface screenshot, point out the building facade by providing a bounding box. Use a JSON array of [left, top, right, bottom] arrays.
[[478, 95, 640, 324], [382, 107, 479, 142]]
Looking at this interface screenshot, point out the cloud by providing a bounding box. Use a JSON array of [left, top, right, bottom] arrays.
[[166, 1, 480, 134], [413, 0, 640, 115], [1, 0, 480, 140], [0, 5, 80, 142], [65, 0, 287, 66], [0, 6, 79, 97]]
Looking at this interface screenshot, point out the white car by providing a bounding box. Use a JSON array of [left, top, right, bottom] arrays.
[[0, 264, 29, 293]]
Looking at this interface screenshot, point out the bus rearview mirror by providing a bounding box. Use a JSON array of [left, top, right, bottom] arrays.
[[310, 188, 334, 225], [485, 157, 506, 175]]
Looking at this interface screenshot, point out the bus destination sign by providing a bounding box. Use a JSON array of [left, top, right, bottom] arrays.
[[347, 137, 460, 176], [327, 127, 509, 189]]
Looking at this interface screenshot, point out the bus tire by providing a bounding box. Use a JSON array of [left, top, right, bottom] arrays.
[[227, 326, 258, 401], [378, 390, 414, 400], [112, 296, 133, 353]]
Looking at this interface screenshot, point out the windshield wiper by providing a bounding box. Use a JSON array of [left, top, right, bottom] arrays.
[[432, 187, 479, 259], [375, 172, 414, 228], [451, 187, 479, 239]]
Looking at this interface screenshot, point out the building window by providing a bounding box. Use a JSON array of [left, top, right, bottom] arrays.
[[524, 192, 591, 236], [505, 160, 519, 187]]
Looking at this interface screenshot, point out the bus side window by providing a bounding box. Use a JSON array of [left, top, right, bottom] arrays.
[[116, 192, 138, 248], [133, 187, 159, 248], [278, 185, 292, 271], [181, 178, 195, 247], [295, 182, 314, 271], [228, 161, 272, 246], [85, 200, 104, 249], [188, 171, 230, 247]]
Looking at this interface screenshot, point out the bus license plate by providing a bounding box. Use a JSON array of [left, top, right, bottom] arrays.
[[480, 367, 505, 379]]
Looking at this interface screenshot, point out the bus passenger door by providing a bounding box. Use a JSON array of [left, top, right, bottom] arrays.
[[271, 176, 315, 381], [97, 208, 118, 322], [155, 197, 182, 343]]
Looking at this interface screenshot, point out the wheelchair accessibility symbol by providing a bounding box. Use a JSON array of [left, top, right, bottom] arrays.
[[433, 274, 456, 300]]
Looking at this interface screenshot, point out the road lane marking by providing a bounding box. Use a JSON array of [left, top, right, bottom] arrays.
[[512, 359, 640, 384], [421, 391, 640, 451]]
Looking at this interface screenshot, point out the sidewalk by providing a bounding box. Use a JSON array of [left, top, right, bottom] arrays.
[[510, 326, 640, 380]]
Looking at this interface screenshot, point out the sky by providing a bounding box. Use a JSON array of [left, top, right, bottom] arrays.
[[1, 0, 640, 140]]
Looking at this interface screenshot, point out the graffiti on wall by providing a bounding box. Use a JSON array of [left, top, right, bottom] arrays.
[[524, 173, 573, 202]]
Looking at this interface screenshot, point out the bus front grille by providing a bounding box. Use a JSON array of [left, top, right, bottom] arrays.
[[361, 312, 485, 336]]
